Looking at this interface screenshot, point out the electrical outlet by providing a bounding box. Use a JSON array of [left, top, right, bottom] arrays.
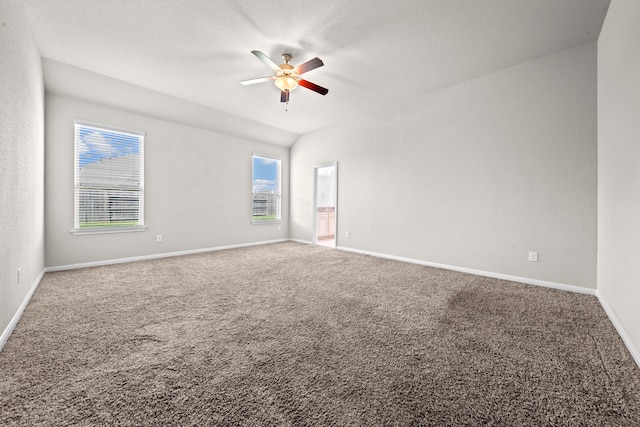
[[528, 251, 538, 262], [277, 225, 281, 232], [345, 231, 350, 238], [17, 268, 21, 284], [156, 234, 163, 242]]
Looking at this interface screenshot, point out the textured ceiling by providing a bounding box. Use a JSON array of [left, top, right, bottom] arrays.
[[23, 0, 610, 140]]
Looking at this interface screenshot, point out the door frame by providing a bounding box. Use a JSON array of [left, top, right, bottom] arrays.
[[313, 162, 338, 247]]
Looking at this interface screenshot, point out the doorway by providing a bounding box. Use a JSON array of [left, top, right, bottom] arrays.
[[314, 163, 337, 248]]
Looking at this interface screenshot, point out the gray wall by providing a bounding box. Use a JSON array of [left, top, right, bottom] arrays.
[[0, 0, 45, 342], [46, 94, 289, 268], [291, 42, 597, 289], [598, 0, 640, 359]]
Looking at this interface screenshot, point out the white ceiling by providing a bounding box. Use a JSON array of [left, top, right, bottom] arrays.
[[23, 0, 610, 141]]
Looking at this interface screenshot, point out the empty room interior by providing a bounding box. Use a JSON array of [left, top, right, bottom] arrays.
[[2, 0, 640, 424]]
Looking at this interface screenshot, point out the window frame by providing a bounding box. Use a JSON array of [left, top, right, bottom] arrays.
[[252, 153, 282, 224], [72, 120, 146, 235]]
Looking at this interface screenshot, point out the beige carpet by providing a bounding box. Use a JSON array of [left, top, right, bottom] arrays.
[[1, 241, 639, 426]]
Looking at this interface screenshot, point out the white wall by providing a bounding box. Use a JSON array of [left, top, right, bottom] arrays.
[[598, 0, 640, 360], [291, 42, 597, 289], [0, 0, 45, 344], [46, 94, 289, 268]]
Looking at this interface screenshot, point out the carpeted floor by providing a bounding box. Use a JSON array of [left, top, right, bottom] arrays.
[[1, 241, 639, 426]]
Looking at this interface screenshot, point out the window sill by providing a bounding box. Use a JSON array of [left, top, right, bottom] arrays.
[[71, 225, 147, 236], [251, 220, 281, 225]]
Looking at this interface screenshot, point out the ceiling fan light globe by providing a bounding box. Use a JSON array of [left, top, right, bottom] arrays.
[[275, 77, 298, 91]]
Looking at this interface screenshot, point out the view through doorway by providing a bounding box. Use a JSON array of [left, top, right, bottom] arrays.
[[314, 163, 337, 248]]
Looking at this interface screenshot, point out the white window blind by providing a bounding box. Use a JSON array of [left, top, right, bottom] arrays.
[[73, 121, 145, 233]]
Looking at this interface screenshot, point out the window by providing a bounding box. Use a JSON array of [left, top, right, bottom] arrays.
[[252, 154, 281, 222], [73, 121, 145, 234]]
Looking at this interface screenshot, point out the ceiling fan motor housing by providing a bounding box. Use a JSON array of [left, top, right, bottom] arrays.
[[281, 53, 292, 63]]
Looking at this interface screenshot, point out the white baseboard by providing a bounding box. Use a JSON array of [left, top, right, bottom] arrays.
[[0, 269, 46, 352], [336, 245, 596, 295], [46, 239, 289, 272], [289, 238, 313, 245], [596, 291, 640, 369]]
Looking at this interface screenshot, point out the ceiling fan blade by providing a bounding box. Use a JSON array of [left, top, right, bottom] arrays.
[[251, 50, 281, 71], [280, 91, 290, 103], [298, 79, 329, 96], [296, 57, 324, 75], [240, 76, 275, 85]]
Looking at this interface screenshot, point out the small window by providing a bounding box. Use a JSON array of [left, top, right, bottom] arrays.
[[73, 121, 145, 234], [252, 154, 281, 222]]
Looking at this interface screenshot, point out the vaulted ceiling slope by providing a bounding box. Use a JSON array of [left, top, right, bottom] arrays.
[[23, 0, 610, 144]]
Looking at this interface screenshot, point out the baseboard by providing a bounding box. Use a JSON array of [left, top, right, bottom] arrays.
[[596, 291, 640, 369], [46, 239, 289, 272], [336, 245, 596, 296], [0, 269, 46, 352], [289, 238, 313, 245]]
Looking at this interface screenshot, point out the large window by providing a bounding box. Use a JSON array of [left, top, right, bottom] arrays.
[[73, 121, 145, 234], [252, 154, 281, 222]]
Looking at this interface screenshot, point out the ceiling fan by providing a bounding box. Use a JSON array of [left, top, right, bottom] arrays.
[[240, 51, 329, 103]]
